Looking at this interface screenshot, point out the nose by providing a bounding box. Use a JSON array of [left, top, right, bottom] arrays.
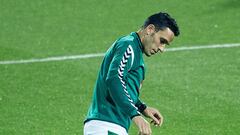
[[158, 44, 165, 52]]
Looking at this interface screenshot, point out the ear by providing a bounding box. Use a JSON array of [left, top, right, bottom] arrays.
[[146, 24, 155, 35]]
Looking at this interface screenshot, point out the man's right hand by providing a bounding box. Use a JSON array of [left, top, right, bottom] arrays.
[[132, 116, 152, 135]]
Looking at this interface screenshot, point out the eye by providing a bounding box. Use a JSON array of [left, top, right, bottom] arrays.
[[160, 38, 165, 44], [160, 38, 169, 45]]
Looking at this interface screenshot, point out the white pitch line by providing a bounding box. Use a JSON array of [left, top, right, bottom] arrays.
[[166, 43, 240, 52], [0, 43, 240, 65], [0, 53, 105, 65]]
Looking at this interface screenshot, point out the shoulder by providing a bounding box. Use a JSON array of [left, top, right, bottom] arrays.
[[115, 35, 137, 52]]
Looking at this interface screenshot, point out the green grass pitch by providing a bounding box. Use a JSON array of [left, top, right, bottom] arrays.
[[0, 0, 240, 134]]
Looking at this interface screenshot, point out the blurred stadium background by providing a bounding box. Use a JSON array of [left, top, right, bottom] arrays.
[[0, 0, 240, 134]]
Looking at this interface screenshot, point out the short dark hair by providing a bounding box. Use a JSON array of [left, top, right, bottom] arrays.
[[142, 12, 180, 36]]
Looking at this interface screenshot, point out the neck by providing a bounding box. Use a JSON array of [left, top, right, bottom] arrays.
[[137, 29, 144, 43], [136, 29, 146, 52]]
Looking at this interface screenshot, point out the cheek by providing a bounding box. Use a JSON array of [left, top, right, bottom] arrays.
[[153, 37, 160, 46], [149, 39, 157, 49], [145, 36, 156, 50], [150, 43, 155, 49], [144, 38, 152, 48]]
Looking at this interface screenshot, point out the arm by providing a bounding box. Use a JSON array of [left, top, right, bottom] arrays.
[[105, 42, 154, 134], [105, 43, 140, 118]]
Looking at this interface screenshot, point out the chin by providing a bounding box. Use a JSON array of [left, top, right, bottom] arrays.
[[145, 53, 152, 57], [143, 50, 152, 57]]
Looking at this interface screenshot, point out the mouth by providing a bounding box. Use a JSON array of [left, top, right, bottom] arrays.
[[150, 50, 157, 55]]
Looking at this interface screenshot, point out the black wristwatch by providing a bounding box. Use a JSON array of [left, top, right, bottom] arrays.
[[138, 103, 147, 113]]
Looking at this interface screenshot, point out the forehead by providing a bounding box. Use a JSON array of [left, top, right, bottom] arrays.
[[155, 27, 175, 42]]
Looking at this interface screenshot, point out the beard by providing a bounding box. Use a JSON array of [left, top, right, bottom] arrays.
[[142, 32, 156, 57]]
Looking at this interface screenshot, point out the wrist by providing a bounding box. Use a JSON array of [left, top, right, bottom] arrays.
[[130, 113, 141, 120], [132, 115, 143, 123]]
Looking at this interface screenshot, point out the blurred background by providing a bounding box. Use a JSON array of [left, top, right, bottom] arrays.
[[0, 0, 240, 134]]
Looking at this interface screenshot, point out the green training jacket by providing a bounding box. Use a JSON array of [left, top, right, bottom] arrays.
[[84, 32, 147, 131]]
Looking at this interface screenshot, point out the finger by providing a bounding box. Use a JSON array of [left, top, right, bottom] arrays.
[[158, 117, 163, 126], [139, 128, 144, 134], [144, 124, 150, 135], [149, 114, 160, 125], [153, 112, 162, 120], [155, 110, 161, 117], [138, 124, 144, 135], [142, 124, 151, 135], [159, 118, 163, 127], [150, 120, 157, 125], [148, 124, 152, 135], [151, 120, 159, 127], [158, 113, 163, 126], [140, 122, 148, 135], [153, 113, 163, 126], [142, 122, 151, 135]]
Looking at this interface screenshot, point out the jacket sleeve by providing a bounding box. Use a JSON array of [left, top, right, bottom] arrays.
[[105, 43, 140, 119]]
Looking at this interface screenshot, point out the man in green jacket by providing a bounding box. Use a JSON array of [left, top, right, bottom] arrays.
[[84, 12, 180, 135]]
